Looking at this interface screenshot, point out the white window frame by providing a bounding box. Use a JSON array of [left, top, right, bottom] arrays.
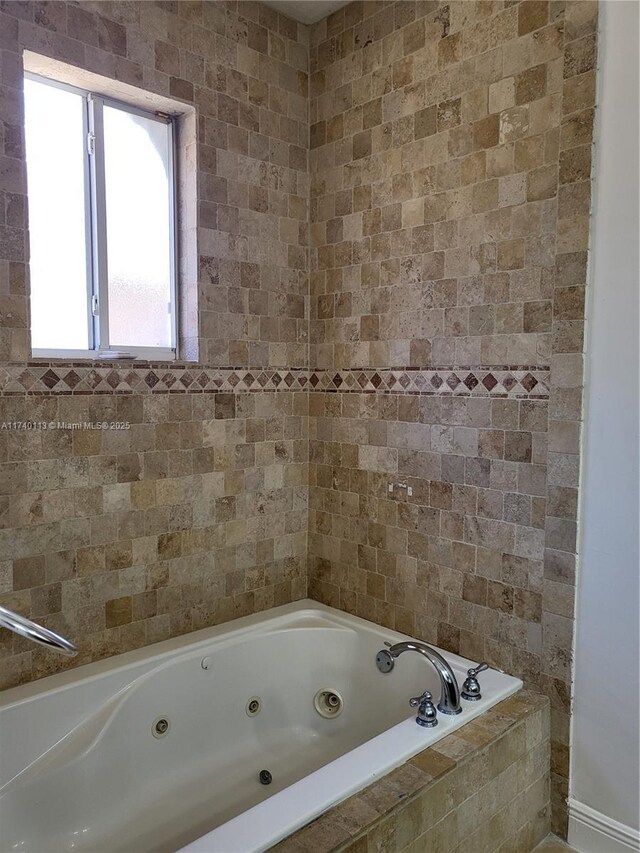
[[26, 72, 178, 361]]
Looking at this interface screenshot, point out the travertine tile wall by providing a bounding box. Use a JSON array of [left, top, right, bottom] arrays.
[[0, 389, 308, 686], [0, 0, 310, 686], [1, 0, 310, 367], [0, 0, 596, 839], [307, 0, 596, 835]]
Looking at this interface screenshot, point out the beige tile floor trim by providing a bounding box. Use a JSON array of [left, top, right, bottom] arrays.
[[534, 834, 577, 851]]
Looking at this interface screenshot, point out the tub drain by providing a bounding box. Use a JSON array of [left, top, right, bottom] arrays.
[[259, 769, 272, 785]]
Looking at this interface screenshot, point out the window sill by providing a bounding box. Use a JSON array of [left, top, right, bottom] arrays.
[[31, 349, 177, 364]]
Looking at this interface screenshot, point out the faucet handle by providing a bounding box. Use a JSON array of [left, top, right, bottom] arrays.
[[409, 691, 438, 727], [461, 662, 489, 701], [409, 690, 431, 707]]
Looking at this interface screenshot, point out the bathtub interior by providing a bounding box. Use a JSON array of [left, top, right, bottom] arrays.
[[0, 607, 446, 853]]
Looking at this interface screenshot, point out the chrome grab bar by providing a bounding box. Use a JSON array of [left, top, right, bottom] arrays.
[[0, 604, 77, 656]]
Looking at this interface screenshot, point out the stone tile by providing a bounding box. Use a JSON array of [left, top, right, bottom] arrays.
[[2, 2, 598, 840]]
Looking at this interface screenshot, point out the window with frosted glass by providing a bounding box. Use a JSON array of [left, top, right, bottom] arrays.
[[24, 78, 91, 350], [103, 106, 173, 349], [23, 74, 176, 358]]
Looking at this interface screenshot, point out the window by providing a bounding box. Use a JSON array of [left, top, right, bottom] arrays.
[[24, 73, 177, 359]]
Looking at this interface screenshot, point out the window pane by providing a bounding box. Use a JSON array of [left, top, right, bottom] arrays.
[[103, 106, 173, 350], [24, 78, 90, 351]]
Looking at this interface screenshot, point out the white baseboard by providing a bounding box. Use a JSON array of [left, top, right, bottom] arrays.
[[568, 799, 640, 852]]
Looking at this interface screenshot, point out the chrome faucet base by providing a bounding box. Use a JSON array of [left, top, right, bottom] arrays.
[[377, 639, 463, 717], [438, 703, 463, 715], [410, 690, 438, 727]]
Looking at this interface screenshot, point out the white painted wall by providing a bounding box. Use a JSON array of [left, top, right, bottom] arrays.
[[570, 1, 640, 850]]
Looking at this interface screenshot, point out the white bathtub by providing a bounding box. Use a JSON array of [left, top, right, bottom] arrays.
[[0, 601, 521, 853]]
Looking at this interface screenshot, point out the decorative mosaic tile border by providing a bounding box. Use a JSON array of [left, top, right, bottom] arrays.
[[0, 365, 550, 398], [312, 367, 549, 397], [0, 365, 310, 395]]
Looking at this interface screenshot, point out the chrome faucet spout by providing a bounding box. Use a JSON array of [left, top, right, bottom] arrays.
[[0, 604, 77, 656], [384, 640, 462, 715]]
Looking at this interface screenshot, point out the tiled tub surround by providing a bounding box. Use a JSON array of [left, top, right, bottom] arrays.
[[0, 390, 308, 688], [308, 0, 596, 835], [272, 689, 550, 853], [309, 389, 553, 649], [0, 0, 312, 687], [0, 0, 596, 841], [309, 0, 595, 374], [0, 601, 524, 853]]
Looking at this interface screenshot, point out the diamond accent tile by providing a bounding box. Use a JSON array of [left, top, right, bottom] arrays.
[[62, 370, 81, 389], [42, 369, 60, 389], [463, 373, 479, 390], [106, 370, 121, 389], [17, 370, 37, 390], [482, 373, 498, 391], [86, 370, 103, 389]]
